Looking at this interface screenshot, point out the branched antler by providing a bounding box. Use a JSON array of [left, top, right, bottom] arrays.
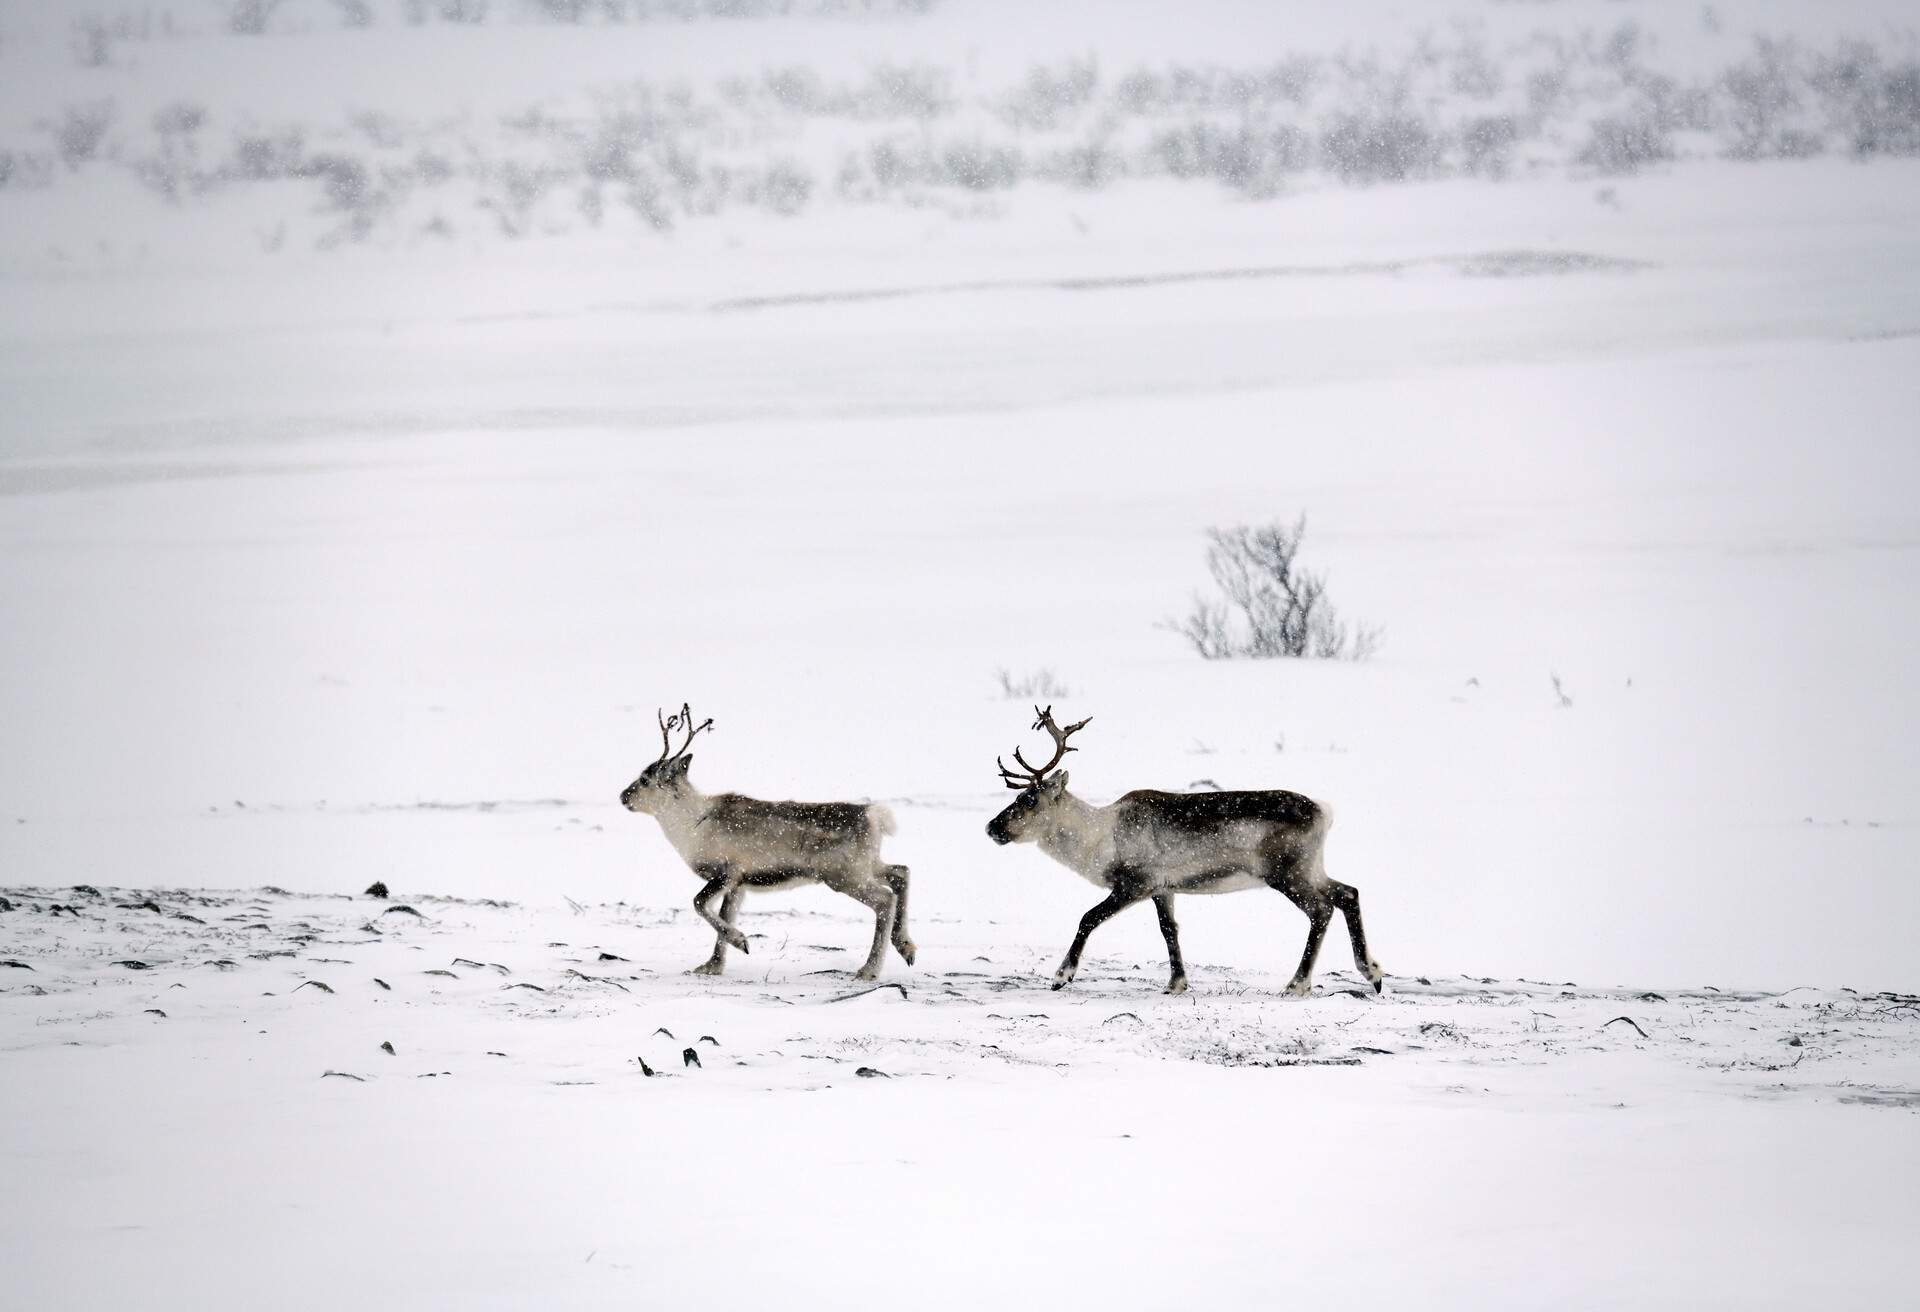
[[997, 704, 1091, 789], [654, 702, 714, 765]]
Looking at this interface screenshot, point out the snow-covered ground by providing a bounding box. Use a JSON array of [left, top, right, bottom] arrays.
[[4, 2, 1919, 1306], [4, 885, 1918, 1308]]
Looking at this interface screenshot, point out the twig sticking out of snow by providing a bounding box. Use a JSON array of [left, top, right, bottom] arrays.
[[1603, 1016, 1650, 1038], [824, 982, 909, 1004], [294, 980, 334, 994], [321, 1070, 366, 1082], [1102, 1012, 1144, 1025]]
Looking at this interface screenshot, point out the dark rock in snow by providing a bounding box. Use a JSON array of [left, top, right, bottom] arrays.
[[682, 1048, 700, 1069], [364, 881, 389, 899], [380, 1041, 395, 1055]]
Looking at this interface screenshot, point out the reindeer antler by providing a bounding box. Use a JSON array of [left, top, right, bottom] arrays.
[[654, 702, 714, 765], [997, 704, 1091, 789]]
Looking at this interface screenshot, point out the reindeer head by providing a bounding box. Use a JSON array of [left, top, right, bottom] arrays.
[[986, 705, 1090, 845], [620, 703, 713, 813]]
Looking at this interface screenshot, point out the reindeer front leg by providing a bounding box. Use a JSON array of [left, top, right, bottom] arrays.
[[691, 866, 747, 974], [1054, 873, 1148, 990], [692, 883, 745, 976]]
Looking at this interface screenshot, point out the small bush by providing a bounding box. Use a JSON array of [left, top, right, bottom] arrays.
[[225, 1, 285, 35], [1169, 517, 1381, 661], [1459, 114, 1519, 178], [47, 101, 115, 170], [1577, 114, 1673, 174], [994, 668, 1071, 701], [1321, 112, 1441, 184]]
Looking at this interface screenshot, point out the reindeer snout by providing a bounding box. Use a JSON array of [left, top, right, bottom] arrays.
[[986, 815, 1013, 845]]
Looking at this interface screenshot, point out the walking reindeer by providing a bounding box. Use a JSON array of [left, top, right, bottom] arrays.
[[986, 707, 1382, 996], [620, 705, 915, 979]]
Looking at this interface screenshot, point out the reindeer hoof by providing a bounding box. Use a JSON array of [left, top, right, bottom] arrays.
[[690, 961, 724, 976], [1283, 980, 1312, 997], [726, 932, 750, 954], [853, 967, 880, 982], [1165, 976, 1188, 995], [895, 940, 917, 966]]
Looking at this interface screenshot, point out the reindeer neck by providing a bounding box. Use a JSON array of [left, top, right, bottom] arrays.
[[1035, 789, 1114, 880], [650, 781, 714, 865]]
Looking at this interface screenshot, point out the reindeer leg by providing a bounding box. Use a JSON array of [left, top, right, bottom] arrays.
[[1261, 857, 1331, 996], [829, 875, 897, 982], [690, 866, 748, 971], [1152, 894, 1188, 994], [1054, 874, 1147, 990], [1327, 879, 1383, 992], [884, 865, 916, 966], [692, 885, 744, 976], [1285, 903, 1334, 996]]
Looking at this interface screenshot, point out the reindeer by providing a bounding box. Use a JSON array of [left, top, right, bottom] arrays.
[[619, 704, 915, 980], [986, 707, 1382, 996]]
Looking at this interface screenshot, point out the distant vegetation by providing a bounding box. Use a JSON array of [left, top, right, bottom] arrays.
[[4, 11, 1919, 250], [1170, 518, 1381, 662]]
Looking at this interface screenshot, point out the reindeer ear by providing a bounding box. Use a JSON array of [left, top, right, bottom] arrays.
[[1047, 770, 1069, 791], [669, 754, 693, 778]]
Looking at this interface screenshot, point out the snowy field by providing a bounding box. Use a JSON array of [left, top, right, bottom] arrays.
[[4, 1, 1920, 1307]]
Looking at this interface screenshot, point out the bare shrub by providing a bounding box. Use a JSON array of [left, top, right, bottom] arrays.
[[995, 57, 1100, 132], [1459, 114, 1519, 178], [1151, 121, 1311, 194], [229, 127, 306, 180], [47, 102, 115, 170], [1577, 113, 1673, 174], [1169, 518, 1381, 661], [1724, 38, 1811, 159], [1814, 46, 1920, 156], [71, 15, 115, 68], [0, 150, 57, 191], [938, 139, 1022, 190], [1321, 112, 1441, 184], [994, 668, 1071, 701], [750, 158, 813, 214], [224, 1, 286, 35]]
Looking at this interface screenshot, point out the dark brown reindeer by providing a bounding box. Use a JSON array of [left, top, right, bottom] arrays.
[[620, 704, 915, 980], [986, 707, 1382, 995]]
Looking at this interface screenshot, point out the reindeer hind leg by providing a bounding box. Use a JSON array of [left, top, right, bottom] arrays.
[[828, 874, 897, 982], [1260, 851, 1331, 997], [1326, 878, 1383, 992], [884, 865, 916, 966]]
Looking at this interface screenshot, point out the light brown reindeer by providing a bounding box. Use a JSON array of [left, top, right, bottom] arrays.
[[620, 704, 914, 979], [986, 707, 1382, 996]]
